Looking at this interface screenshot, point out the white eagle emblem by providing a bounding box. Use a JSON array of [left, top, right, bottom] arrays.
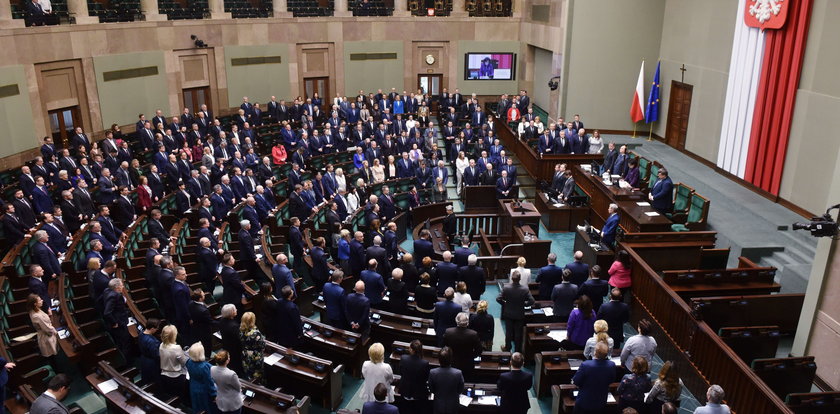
[[748, 0, 784, 24]]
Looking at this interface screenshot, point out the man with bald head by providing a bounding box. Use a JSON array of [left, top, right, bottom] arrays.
[[434, 287, 462, 346], [198, 237, 219, 291], [346, 280, 371, 339], [272, 253, 295, 298]]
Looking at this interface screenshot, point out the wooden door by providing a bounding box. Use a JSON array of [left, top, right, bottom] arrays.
[[182, 86, 212, 115], [417, 74, 442, 96], [304, 77, 329, 111], [48, 106, 82, 150], [665, 80, 693, 150]]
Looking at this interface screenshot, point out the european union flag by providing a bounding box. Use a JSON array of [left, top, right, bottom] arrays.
[[645, 61, 661, 123]]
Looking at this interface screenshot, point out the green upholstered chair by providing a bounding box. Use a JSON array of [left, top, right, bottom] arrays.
[[667, 182, 695, 219], [671, 192, 710, 232]]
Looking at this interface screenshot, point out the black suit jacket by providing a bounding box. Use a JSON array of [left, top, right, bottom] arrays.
[[443, 327, 483, 376], [458, 265, 486, 299], [221, 266, 245, 306], [398, 354, 430, 399], [497, 369, 533, 414], [497, 283, 535, 321], [219, 317, 243, 374], [428, 366, 464, 414], [597, 300, 630, 345]]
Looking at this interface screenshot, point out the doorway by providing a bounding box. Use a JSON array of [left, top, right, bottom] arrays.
[[304, 77, 329, 110], [417, 74, 442, 96], [183, 86, 212, 115], [665, 81, 693, 150], [48, 106, 82, 150]]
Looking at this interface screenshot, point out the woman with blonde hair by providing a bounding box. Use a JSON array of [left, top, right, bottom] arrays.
[[583, 319, 614, 359], [159, 325, 188, 401], [239, 312, 265, 383], [453, 281, 473, 312], [27, 294, 58, 361], [360, 342, 394, 402], [186, 342, 217, 414], [510, 256, 531, 284], [338, 229, 351, 273], [469, 300, 495, 351]]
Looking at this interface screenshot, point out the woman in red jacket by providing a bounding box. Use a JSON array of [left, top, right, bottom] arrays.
[[136, 175, 153, 213], [272, 143, 287, 165]]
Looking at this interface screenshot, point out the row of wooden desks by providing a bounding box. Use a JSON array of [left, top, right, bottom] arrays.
[[389, 340, 512, 383], [534, 349, 624, 397], [534, 191, 590, 232], [262, 341, 344, 411], [312, 299, 438, 347], [392, 382, 503, 414]]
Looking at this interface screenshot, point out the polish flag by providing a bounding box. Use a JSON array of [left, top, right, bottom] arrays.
[[630, 61, 646, 123]]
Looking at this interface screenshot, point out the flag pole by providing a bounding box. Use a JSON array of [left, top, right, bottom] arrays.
[[647, 121, 654, 141], [632, 122, 638, 138]]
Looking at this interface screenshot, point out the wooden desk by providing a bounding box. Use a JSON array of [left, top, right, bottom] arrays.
[[616, 200, 673, 232], [523, 322, 567, 362], [534, 350, 623, 397], [86, 361, 184, 414], [371, 309, 438, 348], [534, 191, 590, 232], [300, 317, 366, 377], [463, 185, 518, 212], [499, 200, 541, 236], [574, 228, 616, 271], [552, 383, 620, 414], [393, 382, 502, 414], [262, 341, 344, 410], [389, 340, 512, 383], [240, 380, 310, 414], [572, 165, 644, 229]]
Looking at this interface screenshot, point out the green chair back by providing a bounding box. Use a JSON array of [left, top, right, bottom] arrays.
[[673, 183, 694, 213]]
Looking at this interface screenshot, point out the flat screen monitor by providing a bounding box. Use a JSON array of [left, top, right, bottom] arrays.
[[464, 53, 516, 80]]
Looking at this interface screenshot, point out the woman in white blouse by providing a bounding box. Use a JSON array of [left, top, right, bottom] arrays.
[[588, 130, 605, 154], [360, 343, 394, 403], [509, 256, 532, 284], [371, 158, 386, 183], [533, 116, 546, 134], [159, 325, 188, 399], [347, 183, 362, 212], [453, 281, 473, 312], [334, 168, 347, 193], [455, 151, 469, 191], [405, 115, 417, 130], [385, 155, 398, 180]]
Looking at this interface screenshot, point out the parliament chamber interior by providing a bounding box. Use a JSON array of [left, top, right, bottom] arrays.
[[1, 0, 840, 413]]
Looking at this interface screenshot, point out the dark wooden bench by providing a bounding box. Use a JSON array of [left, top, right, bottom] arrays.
[[691, 293, 805, 334], [718, 325, 781, 365], [786, 391, 840, 414], [753, 357, 817, 400], [662, 256, 780, 299]]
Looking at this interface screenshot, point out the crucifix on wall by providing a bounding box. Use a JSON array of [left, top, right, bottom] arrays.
[[680, 64, 687, 82]]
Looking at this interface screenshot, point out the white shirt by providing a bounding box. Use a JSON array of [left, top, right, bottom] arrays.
[[510, 266, 532, 284], [453, 292, 473, 312]]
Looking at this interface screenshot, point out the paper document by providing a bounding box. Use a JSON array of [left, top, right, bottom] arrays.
[[546, 330, 567, 343], [569, 359, 582, 370], [607, 394, 616, 403], [97, 379, 119, 394], [477, 396, 498, 405], [542, 307, 554, 317], [611, 356, 622, 365], [425, 327, 436, 336], [12, 333, 38, 342], [58, 329, 70, 339], [636, 202, 651, 207], [264, 353, 283, 366], [553, 203, 565, 208], [582, 164, 591, 171], [645, 211, 660, 217], [213, 332, 222, 340], [459, 395, 473, 407]]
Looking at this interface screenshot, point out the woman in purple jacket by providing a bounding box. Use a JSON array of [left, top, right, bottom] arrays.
[[561, 295, 597, 350], [624, 158, 641, 189]]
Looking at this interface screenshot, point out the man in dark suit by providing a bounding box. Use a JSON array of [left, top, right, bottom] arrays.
[[560, 170, 576, 202], [649, 168, 674, 214], [196, 237, 219, 292], [366, 236, 391, 279], [288, 217, 305, 272], [272, 253, 296, 299], [597, 289, 630, 349], [433, 288, 462, 346], [378, 186, 397, 222], [113, 186, 137, 230], [238, 220, 259, 283], [601, 142, 618, 175], [571, 342, 616, 414], [346, 280, 371, 340], [360, 259, 386, 307], [600, 203, 621, 248], [102, 278, 133, 362], [28, 264, 51, 313], [551, 269, 579, 323], [458, 254, 486, 299], [497, 352, 533, 414], [156, 257, 176, 320], [309, 237, 330, 290], [536, 253, 564, 300], [578, 265, 610, 312], [32, 231, 61, 280], [496, 170, 513, 199], [12, 190, 36, 229], [188, 289, 215, 360], [453, 239, 472, 267], [221, 254, 247, 315], [564, 250, 591, 286], [412, 229, 434, 267], [496, 271, 535, 352], [276, 286, 303, 348], [362, 383, 400, 414], [428, 347, 464, 414], [171, 267, 192, 344], [435, 251, 459, 296], [323, 271, 347, 329], [2, 204, 28, 246], [442, 205, 457, 243], [397, 339, 430, 413], [89, 261, 112, 315], [42, 213, 66, 254], [443, 312, 482, 380], [73, 180, 96, 218]]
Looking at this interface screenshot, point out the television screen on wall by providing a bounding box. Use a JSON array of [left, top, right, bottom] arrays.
[[464, 53, 516, 80]]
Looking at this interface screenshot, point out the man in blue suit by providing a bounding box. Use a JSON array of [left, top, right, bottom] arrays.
[[362, 383, 399, 414], [649, 168, 674, 214], [288, 217, 305, 272], [323, 271, 348, 329], [600, 203, 620, 248], [434, 288, 462, 346], [571, 342, 617, 414], [28, 264, 51, 313], [346, 280, 371, 339], [238, 220, 260, 283], [31, 177, 53, 214], [242, 197, 261, 237], [536, 253, 564, 300], [276, 286, 303, 348], [171, 267, 192, 344], [42, 213, 67, 254], [360, 259, 386, 307], [272, 253, 296, 298], [435, 251, 459, 295], [538, 130, 556, 154], [377, 186, 396, 222], [32, 230, 61, 280], [564, 251, 590, 286], [432, 160, 449, 186], [310, 237, 330, 290], [497, 352, 533, 414], [496, 170, 513, 199], [413, 229, 434, 267]]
